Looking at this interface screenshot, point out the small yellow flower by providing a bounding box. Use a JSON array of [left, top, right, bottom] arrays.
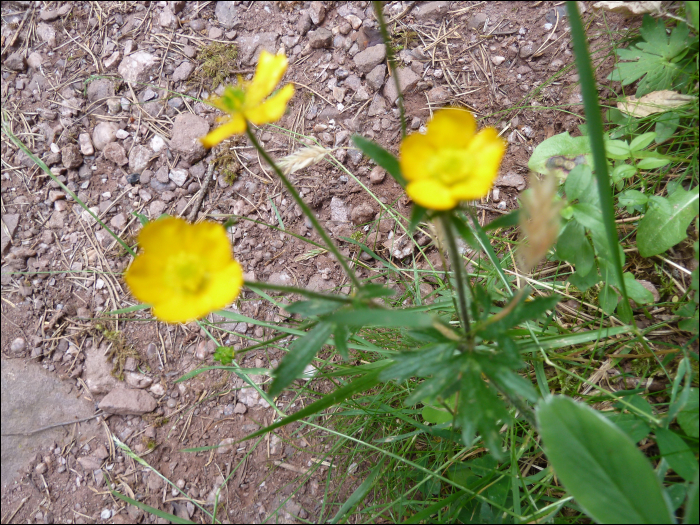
[[400, 108, 506, 211], [125, 217, 243, 323], [200, 51, 295, 148]]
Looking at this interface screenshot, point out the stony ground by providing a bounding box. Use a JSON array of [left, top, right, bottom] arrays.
[[1, 1, 633, 523]]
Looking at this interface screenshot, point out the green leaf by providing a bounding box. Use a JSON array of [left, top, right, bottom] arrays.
[[330, 458, 386, 524], [528, 132, 591, 175], [481, 294, 560, 339], [408, 204, 428, 233], [637, 187, 699, 257], [687, 0, 699, 30], [572, 203, 610, 256], [327, 308, 437, 328], [268, 322, 333, 398], [606, 412, 651, 443], [537, 396, 675, 524], [565, 164, 594, 201], [605, 139, 632, 160], [655, 428, 698, 481], [484, 209, 520, 231], [333, 323, 350, 360], [599, 284, 619, 314], [422, 393, 457, 425], [556, 220, 595, 277], [611, 163, 637, 183], [677, 389, 699, 439], [284, 299, 342, 317], [655, 113, 680, 143], [351, 135, 405, 187], [623, 273, 655, 305], [213, 346, 235, 365], [619, 190, 649, 208], [630, 132, 657, 152], [685, 469, 699, 525], [637, 157, 671, 170], [568, 264, 601, 292]]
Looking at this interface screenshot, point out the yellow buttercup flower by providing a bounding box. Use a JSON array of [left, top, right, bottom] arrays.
[[400, 108, 506, 211], [125, 217, 243, 323], [200, 51, 295, 148]]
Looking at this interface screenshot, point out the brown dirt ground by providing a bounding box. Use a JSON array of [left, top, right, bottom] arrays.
[[1, 1, 641, 523]]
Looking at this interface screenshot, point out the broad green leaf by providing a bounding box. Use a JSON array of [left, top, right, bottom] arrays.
[[655, 428, 698, 481], [333, 323, 350, 360], [623, 273, 655, 305], [422, 393, 457, 424], [611, 163, 637, 183], [565, 164, 594, 201], [284, 299, 343, 317], [677, 388, 699, 439], [655, 113, 680, 143], [557, 220, 596, 277], [637, 157, 671, 169], [605, 139, 632, 159], [568, 264, 601, 291], [537, 396, 674, 524], [268, 322, 333, 398], [327, 308, 437, 328], [685, 469, 699, 524], [618, 190, 649, 208], [351, 135, 405, 187], [599, 284, 619, 314], [687, 0, 699, 30], [637, 187, 699, 257], [606, 412, 651, 443], [528, 132, 591, 175], [630, 132, 657, 152], [572, 203, 610, 257]]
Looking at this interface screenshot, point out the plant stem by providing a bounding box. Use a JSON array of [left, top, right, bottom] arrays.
[[440, 214, 471, 337], [246, 126, 362, 290], [373, 1, 406, 138]]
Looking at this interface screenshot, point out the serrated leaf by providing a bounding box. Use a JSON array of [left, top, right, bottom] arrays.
[[637, 187, 699, 257], [268, 322, 333, 398], [528, 132, 591, 175], [351, 135, 405, 187], [655, 428, 698, 481], [537, 396, 675, 524]]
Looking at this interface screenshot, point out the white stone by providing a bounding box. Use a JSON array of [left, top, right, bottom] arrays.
[[169, 169, 188, 187], [150, 135, 167, 152]]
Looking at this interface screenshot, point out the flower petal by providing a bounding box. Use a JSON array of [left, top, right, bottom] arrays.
[[124, 252, 174, 305], [138, 217, 188, 256], [426, 108, 476, 150], [200, 114, 247, 148], [244, 84, 295, 125], [400, 132, 436, 182], [246, 51, 289, 107], [406, 179, 457, 210], [188, 221, 236, 269]]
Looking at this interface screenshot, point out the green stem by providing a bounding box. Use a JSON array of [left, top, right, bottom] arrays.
[[440, 214, 471, 337], [373, 1, 406, 138], [246, 126, 362, 290]]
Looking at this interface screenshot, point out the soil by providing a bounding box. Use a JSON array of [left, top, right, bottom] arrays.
[[1, 1, 635, 523]]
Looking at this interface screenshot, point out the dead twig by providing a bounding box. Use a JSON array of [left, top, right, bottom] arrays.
[[187, 162, 215, 222]]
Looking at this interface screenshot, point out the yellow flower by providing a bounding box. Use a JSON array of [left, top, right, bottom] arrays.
[[200, 51, 295, 148], [400, 108, 506, 211], [125, 217, 243, 323]]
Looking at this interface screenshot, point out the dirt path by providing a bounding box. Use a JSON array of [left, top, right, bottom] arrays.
[[1, 1, 630, 523]]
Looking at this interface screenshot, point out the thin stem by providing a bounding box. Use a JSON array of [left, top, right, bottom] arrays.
[[373, 1, 406, 138], [246, 126, 362, 290], [440, 214, 471, 337]]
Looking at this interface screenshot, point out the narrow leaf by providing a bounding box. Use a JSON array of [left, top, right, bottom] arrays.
[[351, 135, 406, 187]]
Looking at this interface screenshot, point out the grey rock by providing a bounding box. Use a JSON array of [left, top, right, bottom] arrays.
[[170, 1, 186, 14], [354, 44, 386, 74], [83, 342, 118, 395], [78, 133, 94, 156], [496, 172, 526, 190], [236, 32, 279, 65], [308, 28, 332, 49], [5, 52, 26, 71], [330, 197, 349, 222], [549, 58, 564, 71], [426, 85, 450, 105], [309, 2, 326, 25], [188, 19, 205, 32], [103, 142, 128, 166], [345, 14, 362, 30], [103, 51, 121, 70], [10, 337, 26, 353], [169, 113, 209, 163], [129, 145, 153, 174], [149, 200, 167, 217], [383, 67, 420, 105], [268, 272, 292, 286], [118, 51, 157, 83], [0, 214, 19, 256], [40, 8, 61, 21], [92, 122, 118, 151], [87, 79, 115, 102], [366, 64, 386, 91], [367, 93, 386, 117], [159, 6, 177, 28], [169, 168, 189, 187], [59, 145, 82, 170], [172, 61, 194, 82], [209, 27, 223, 39], [520, 44, 534, 59], [298, 11, 312, 35], [110, 212, 127, 230], [467, 13, 488, 30], [351, 203, 374, 225], [124, 372, 153, 389], [98, 387, 157, 415], [217, 438, 236, 454], [347, 148, 363, 165], [306, 274, 336, 292], [215, 1, 238, 28], [369, 167, 386, 184], [414, 1, 450, 20], [27, 52, 42, 70], [36, 22, 56, 47]]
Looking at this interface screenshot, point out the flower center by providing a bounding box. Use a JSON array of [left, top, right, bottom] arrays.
[[166, 253, 209, 295], [430, 149, 472, 186]]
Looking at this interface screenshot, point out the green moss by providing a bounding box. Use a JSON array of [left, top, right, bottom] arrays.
[[194, 42, 240, 90]]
